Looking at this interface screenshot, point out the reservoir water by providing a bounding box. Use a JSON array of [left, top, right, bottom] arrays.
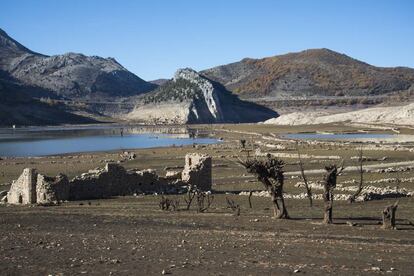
[[0, 126, 219, 157]]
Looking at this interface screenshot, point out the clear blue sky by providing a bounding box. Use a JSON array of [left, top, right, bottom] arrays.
[[1, 0, 413, 80]]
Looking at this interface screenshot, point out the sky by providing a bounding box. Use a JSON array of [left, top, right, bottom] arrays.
[[1, 0, 413, 80]]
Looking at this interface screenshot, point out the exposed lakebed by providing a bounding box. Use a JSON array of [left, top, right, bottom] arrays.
[[0, 125, 219, 157], [283, 133, 396, 140]]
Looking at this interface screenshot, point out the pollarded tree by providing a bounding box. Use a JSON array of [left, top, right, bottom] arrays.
[[322, 163, 345, 224], [238, 155, 289, 219]]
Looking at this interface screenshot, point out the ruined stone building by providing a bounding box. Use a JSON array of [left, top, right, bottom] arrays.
[[36, 174, 70, 204], [69, 163, 168, 200], [4, 153, 212, 205], [6, 168, 37, 204], [6, 168, 70, 204], [182, 153, 212, 191]]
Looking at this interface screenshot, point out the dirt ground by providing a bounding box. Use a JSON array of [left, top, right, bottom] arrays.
[[1, 123, 414, 275], [1, 196, 413, 275]]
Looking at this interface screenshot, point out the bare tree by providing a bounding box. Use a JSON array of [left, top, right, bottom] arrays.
[[183, 188, 196, 210], [322, 163, 345, 224], [238, 155, 289, 219], [240, 139, 247, 149], [159, 196, 171, 211], [171, 199, 180, 211], [248, 190, 253, 209], [382, 201, 398, 229], [395, 176, 401, 193], [159, 196, 179, 211], [196, 191, 214, 213], [296, 142, 313, 207], [226, 197, 241, 216], [349, 147, 364, 203]]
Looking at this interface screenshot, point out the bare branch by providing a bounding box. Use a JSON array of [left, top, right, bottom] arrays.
[[183, 189, 196, 210], [226, 197, 241, 216], [196, 190, 214, 213], [336, 159, 346, 175], [349, 146, 364, 203], [296, 142, 313, 207]]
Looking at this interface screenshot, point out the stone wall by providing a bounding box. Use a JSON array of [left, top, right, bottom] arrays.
[[36, 174, 70, 204], [181, 153, 212, 191], [69, 163, 169, 200], [7, 168, 37, 204], [4, 153, 212, 204], [7, 169, 70, 205]]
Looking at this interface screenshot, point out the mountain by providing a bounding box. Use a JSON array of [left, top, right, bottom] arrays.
[[201, 48, 414, 99], [149, 78, 169, 86], [0, 28, 156, 100], [0, 70, 96, 126], [126, 68, 278, 124]]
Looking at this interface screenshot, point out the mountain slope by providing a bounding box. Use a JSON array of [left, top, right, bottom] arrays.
[[126, 68, 278, 124], [0, 28, 156, 100], [202, 48, 414, 98], [0, 70, 96, 126]]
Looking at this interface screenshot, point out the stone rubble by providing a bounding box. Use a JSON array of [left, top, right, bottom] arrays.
[[241, 184, 413, 202]]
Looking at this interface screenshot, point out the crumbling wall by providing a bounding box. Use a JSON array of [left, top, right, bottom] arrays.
[[36, 174, 70, 204], [69, 163, 167, 200], [4, 154, 211, 204], [182, 153, 212, 191], [7, 168, 37, 204]]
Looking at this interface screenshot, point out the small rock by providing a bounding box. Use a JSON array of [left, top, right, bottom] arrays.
[[346, 221, 357, 227]]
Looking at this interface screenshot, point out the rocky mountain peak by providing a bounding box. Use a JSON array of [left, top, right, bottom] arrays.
[[128, 68, 278, 124], [0, 28, 41, 57], [174, 68, 222, 119], [0, 28, 157, 99]]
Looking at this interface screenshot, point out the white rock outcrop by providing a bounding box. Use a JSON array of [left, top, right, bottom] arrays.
[[264, 103, 414, 126], [127, 68, 278, 124], [173, 68, 223, 120]]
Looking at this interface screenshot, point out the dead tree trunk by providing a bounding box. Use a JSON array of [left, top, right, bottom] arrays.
[[323, 186, 334, 224], [266, 179, 289, 219], [238, 156, 289, 219], [248, 191, 253, 209], [322, 164, 344, 224], [382, 201, 398, 229], [349, 147, 364, 203], [296, 143, 313, 207]]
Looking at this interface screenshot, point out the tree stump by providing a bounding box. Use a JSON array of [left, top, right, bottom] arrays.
[[322, 165, 337, 224], [382, 202, 398, 229]]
